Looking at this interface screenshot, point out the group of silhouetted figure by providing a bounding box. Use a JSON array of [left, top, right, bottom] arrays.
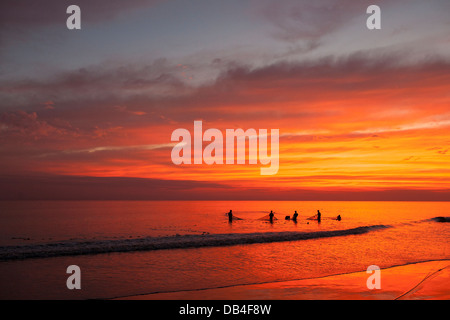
[[227, 209, 341, 223]]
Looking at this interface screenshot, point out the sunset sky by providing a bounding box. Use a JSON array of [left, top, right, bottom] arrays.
[[1, 0, 449, 200]]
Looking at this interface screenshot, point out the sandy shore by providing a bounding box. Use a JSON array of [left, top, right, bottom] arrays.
[[118, 260, 449, 300]]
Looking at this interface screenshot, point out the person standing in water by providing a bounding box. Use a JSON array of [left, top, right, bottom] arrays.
[[269, 210, 274, 223], [292, 211, 298, 222], [337, 215, 341, 221], [317, 210, 321, 222], [228, 210, 233, 222]]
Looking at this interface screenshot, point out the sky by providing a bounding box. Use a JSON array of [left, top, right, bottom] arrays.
[[0, 0, 449, 200]]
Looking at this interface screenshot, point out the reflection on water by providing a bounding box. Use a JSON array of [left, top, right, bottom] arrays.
[[1, 200, 448, 245], [0, 201, 448, 299]]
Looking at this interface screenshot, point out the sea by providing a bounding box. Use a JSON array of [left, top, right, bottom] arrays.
[[0, 200, 448, 299]]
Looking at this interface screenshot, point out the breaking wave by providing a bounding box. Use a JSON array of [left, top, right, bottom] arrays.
[[0, 225, 390, 261], [430, 216, 450, 223]]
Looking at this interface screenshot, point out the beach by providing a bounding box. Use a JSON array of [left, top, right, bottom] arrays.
[[119, 260, 449, 300]]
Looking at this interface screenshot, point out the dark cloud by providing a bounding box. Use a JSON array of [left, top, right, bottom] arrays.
[[0, 174, 228, 200], [1, 173, 449, 201], [0, 110, 78, 142], [1, 52, 450, 139], [0, 0, 161, 28], [0, 0, 162, 47]]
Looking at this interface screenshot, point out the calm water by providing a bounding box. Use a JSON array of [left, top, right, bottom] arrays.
[[0, 201, 449, 299]]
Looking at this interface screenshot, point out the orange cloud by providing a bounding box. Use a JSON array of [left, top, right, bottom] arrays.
[[1, 55, 449, 198]]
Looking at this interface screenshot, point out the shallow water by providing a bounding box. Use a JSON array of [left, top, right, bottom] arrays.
[[0, 201, 448, 299]]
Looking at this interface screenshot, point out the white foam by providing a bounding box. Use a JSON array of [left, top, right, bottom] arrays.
[[0, 225, 390, 261]]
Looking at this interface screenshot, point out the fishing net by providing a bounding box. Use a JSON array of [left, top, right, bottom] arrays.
[[257, 214, 278, 221]]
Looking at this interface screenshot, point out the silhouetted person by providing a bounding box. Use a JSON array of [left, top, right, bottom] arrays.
[[317, 210, 321, 222], [228, 210, 233, 222], [292, 211, 298, 222], [337, 215, 341, 221], [269, 210, 274, 223]]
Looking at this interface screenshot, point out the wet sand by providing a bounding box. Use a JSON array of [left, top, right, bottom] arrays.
[[117, 260, 449, 300]]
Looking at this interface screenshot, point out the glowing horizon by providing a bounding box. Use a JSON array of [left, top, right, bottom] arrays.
[[0, 0, 449, 200]]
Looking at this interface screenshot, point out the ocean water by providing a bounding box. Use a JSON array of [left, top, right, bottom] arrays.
[[0, 200, 448, 299]]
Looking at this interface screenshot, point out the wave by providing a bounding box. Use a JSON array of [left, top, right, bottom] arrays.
[[430, 216, 450, 223], [0, 225, 390, 261]]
